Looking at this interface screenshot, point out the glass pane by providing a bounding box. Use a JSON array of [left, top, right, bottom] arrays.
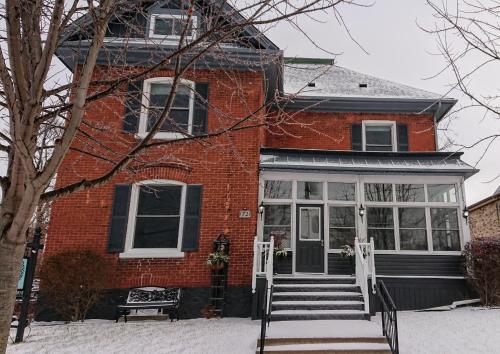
[[328, 182, 355, 201], [396, 184, 425, 202], [149, 83, 190, 108], [172, 18, 193, 36], [431, 208, 459, 229], [297, 181, 323, 200], [428, 184, 457, 203], [133, 216, 179, 248], [398, 208, 426, 228], [300, 208, 321, 240], [367, 207, 394, 228], [264, 205, 291, 226], [263, 226, 291, 248], [400, 229, 428, 250], [148, 109, 190, 132], [264, 181, 292, 199], [154, 18, 173, 35], [365, 126, 393, 151], [432, 230, 460, 251], [137, 185, 182, 215], [364, 183, 393, 202], [368, 229, 395, 250], [329, 228, 356, 249], [330, 207, 355, 227]]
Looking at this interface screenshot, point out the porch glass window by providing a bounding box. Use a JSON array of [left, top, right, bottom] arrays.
[[365, 183, 393, 202], [329, 206, 356, 249], [431, 208, 460, 251], [328, 182, 356, 201], [297, 181, 323, 200], [428, 184, 457, 203], [398, 207, 428, 250], [264, 180, 292, 199], [367, 207, 395, 250], [133, 185, 182, 248], [263, 205, 291, 248], [396, 184, 425, 202], [365, 125, 393, 151]]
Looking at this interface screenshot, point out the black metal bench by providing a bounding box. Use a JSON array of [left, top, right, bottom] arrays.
[[115, 287, 180, 323]]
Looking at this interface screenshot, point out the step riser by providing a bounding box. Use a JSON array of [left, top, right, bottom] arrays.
[[274, 278, 356, 285], [272, 304, 364, 311], [271, 313, 370, 321], [258, 337, 389, 346], [274, 286, 360, 293], [273, 295, 363, 301]]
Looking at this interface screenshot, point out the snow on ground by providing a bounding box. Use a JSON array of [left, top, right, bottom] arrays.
[[7, 307, 500, 354], [373, 307, 500, 354], [7, 318, 260, 354]]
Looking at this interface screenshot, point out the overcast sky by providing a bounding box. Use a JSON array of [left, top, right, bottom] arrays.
[[268, 0, 499, 205]]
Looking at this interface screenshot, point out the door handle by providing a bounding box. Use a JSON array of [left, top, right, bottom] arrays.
[[320, 240, 324, 246]]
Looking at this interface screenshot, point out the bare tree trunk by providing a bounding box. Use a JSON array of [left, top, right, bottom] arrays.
[[0, 237, 27, 353]]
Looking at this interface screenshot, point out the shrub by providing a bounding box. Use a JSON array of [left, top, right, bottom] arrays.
[[463, 238, 500, 306], [40, 250, 110, 322]]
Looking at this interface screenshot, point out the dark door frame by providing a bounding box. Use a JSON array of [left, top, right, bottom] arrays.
[[295, 204, 325, 273]]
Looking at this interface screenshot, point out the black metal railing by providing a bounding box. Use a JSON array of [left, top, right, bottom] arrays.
[[259, 281, 273, 354], [376, 280, 399, 354]]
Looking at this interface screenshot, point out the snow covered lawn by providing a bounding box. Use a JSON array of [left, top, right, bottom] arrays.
[[7, 307, 500, 353], [374, 307, 500, 354]]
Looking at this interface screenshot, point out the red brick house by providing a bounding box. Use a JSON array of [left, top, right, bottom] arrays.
[[44, 1, 477, 320]]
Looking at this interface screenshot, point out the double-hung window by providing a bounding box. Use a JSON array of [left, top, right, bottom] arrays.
[[363, 121, 396, 152], [149, 14, 197, 41], [140, 78, 194, 139], [123, 181, 186, 258]]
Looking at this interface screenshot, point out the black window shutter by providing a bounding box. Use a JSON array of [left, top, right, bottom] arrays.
[[397, 123, 409, 151], [107, 184, 132, 253], [123, 80, 144, 133], [351, 123, 362, 151], [192, 83, 209, 136], [181, 185, 203, 252]]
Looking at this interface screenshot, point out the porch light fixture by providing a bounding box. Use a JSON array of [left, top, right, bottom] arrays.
[[462, 207, 469, 223], [258, 201, 265, 219], [358, 204, 365, 218]]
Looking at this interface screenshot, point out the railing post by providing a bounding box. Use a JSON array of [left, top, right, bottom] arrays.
[[252, 236, 258, 293], [370, 237, 376, 294]]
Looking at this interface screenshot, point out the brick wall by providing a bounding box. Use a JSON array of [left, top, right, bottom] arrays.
[[470, 199, 500, 239], [265, 111, 436, 151], [45, 66, 265, 289]]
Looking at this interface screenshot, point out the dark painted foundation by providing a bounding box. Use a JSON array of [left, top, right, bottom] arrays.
[[36, 286, 253, 321]]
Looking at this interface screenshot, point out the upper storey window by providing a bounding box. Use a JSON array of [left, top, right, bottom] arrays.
[[139, 77, 194, 139], [149, 14, 197, 41], [352, 121, 408, 152]]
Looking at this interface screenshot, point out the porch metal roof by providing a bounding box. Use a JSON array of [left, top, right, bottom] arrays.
[[260, 148, 478, 179]]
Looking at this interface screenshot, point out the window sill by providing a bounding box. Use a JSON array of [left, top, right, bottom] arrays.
[[119, 249, 185, 259], [136, 132, 189, 140]]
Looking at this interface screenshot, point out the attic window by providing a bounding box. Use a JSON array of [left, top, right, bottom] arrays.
[[359, 83, 368, 88], [307, 82, 316, 87], [149, 14, 197, 41]]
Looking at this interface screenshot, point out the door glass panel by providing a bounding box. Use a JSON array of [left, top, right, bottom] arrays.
[[297, 182, 323, 200], [329, 206, 356, 249], [300, 208, 321, 240]]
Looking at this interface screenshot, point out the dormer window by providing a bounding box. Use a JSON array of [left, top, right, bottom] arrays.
[[149, 14, 197, 41]]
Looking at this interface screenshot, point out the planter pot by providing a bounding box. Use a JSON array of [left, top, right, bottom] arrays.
[[348, 256, 355, 275], [210, 262, 226, 270]]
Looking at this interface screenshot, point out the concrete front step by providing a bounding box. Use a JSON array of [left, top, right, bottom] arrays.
[[272, 300, 364, 311], [256, 342, 391, 354], [274, 284, 360, 293], [271, 310, 369, 321], [258, 337, 389, 346], [273, 292, 364, 302], [274, 277, 356, 285]]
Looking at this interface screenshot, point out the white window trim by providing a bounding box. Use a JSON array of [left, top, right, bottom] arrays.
[[362, 120, 397, 152], [119, 179, 186, 259], [138, 77, 195, 140], [149, 14, 198, 41]]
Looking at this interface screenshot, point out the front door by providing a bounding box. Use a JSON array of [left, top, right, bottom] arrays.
[[295, 204, 324, 273]]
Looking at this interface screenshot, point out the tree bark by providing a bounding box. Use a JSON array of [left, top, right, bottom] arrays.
[[0, 236, 27, 353]]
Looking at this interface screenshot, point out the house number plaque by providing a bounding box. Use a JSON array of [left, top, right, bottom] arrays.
[[239, 210, 251, 218]]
